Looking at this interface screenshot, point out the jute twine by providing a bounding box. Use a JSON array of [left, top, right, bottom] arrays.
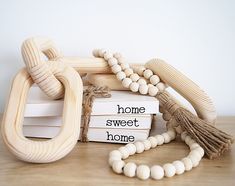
[[81, 85, 111, 142]]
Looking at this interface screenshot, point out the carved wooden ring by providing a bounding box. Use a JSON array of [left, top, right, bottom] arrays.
[[1, 63, 83, 163], [21, 37, 65, 99]]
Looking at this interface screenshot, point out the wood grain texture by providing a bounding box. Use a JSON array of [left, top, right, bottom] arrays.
[[0, 115, 234, 186], [145, 59, 217, 123], [1, 64, 83, 163]]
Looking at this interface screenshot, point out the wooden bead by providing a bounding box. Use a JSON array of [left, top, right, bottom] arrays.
[[155, 135, 164, 145], [122, 78, 132, 88], [156, 82, 166, 91], [113, 52, 122, 59], [124, 68, 134, 76], [190, 143, 200, 150], [116, 71, 126, 81], [181, 131, 188, 141], [118, 147, 129, 159], [189, 150, 201, 161], [184, 135, 192, 144], [124, 162, 137, 177], [148, 86, 158, 96], [163, 163, 176, 177], [137, 66, 146, 76], [137, 165, 150, 180], [148, 136, 158, 148], [108, 156, 121, 166], [111, 64, 122, 74], [187, 154, 200, 167], [139, 84, 148, 95], [130, 82, 139, 92], [167, 129, 176, 140], [150, 75, 160, 85], [143, 69, 153, 79], [181, 157, 193, 171], [175, 125, 183, 134], [143, 139, 151, 150], [98, 49, 107, 57], [172, 160, 185, 175], [109, 150, 122, 159], [125, 143, 136, 155], [134, 141, 145, 153], [108, 58, 118, 66], [92, 49, 100, 57], [162, 133, 171, 143], [162, 112, 171, 121], [187, 139, 196, 146], [150, 165, 164, 180], [104, 52, 113, 60], [120, 63, 129, 70], [194, 147, 205, 157], [112, 160, 125, 174], [130, 73, 140, 82], [137, 78, 147, 85], [147, 84, 154, 88]]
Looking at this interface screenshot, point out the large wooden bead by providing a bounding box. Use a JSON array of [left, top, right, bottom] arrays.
[[98, 49, 107, 57], [108, 58, 118, 66], [143, 69, 153, 79], [137, 165, 150, 180], [118, 147, 129, 159], [92, 49, 100, 57], [151, 165, 164, 180], [189, 150, 201, 161], [116, 71, 126, 81], [111, 64, 122, 74], [172, 160, 185, 175], [137, 78, 147, 85], [134, 141, 145, 153], [109, 150, 122, 159], [162, 133, 171, 143], [181, 157, 193, 171], [130, 82, 139, 92], [187, 154, 200, 167], [130, 73, 140, 82], [120, 63, 129, 70], [124, 162, 137, 177], [167, 129, 176, 140], [112, 160, 125, 174], [190, 143, 200, 150], [184, 135, 192, 144], [148, 136, 158, 148], [125, 143, 136, 155], [139, 84, 148, 95], [155, 135, 164, 145], [194, 147, 205, 157], [156, 82, 166, 91], [181, 131, 188, 141], [148, 86, 158, 96], [124, 68, 134, 76], [150, 75, 160, 85], [122, 78, 132, 88], [108, 156, 121, 166], [137, 66, 146, 76], [163, 163, 176, 177], [143, 139, 151, 150], [104, 52, 113, 60]]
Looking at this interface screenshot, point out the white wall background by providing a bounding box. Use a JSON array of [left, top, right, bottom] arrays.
[[0, 0, 235, 115]]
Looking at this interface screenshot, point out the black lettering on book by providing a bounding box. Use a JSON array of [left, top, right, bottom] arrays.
[[106, 131, 135, 142], [117, 104, 146, 114], [106, 118, 139, 127]]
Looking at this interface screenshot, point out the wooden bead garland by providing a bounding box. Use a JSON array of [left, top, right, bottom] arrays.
[[95, 49, 205, 180]]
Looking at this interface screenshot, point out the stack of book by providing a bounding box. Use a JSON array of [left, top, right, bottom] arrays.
[[23, 85, 159, 143]]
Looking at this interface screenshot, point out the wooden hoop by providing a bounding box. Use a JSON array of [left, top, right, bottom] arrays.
[[1, 64, 83, 163]]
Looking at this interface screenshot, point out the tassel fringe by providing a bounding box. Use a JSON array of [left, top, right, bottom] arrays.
[[157, 91, 234, 159]]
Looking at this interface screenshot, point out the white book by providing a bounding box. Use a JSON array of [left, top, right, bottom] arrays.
[[24, 85, 159, 117], [23, 115, 153, 129], [23, 126, 150, 144]]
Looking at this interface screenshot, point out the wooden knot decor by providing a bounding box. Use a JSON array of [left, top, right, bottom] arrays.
[[1, 37, 234, 166]]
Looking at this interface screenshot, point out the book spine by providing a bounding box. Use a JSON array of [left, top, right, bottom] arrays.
[[23, 115, 153, 129], [23, 126, 150, 144]]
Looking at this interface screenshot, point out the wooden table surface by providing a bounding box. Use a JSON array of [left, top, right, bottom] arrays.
[[0, 115, 234, 186]]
